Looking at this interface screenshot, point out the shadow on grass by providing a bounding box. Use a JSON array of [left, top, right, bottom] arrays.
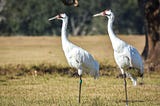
[[117, 99, 145, 103], [0, 63, 119, 77]]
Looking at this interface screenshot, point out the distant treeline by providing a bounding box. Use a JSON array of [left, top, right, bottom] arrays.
[[0, 0, 144, 36]]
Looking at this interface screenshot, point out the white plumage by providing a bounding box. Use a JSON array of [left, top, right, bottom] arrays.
[[49, 13, 99, 103], [93, 9, 144, 106]]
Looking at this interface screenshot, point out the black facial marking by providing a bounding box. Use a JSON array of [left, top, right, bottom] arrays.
[[107, 14, 111, 16]]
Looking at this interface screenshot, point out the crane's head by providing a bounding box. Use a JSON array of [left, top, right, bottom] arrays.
[[48, 13, 68, 21], [93, 9, 114, 20]]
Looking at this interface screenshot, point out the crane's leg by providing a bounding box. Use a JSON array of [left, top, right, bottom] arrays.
[[123, 74, 128, 106], [79, 75, 82, 103], [139, 73, 144, 85]]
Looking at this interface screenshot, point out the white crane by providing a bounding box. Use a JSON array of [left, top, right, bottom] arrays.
[[48, 13, 99, 103], [93, 9, 144, 106]]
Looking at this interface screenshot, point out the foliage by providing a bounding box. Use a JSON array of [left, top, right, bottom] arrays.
[[111, 0, 144, 34], [0, 0, 144, 36]]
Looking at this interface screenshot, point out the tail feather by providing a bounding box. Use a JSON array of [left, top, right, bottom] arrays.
[[126, 72, 137, 86], [132, 78, 137, 86]]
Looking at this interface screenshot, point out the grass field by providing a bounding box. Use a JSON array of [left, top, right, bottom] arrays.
[[0, 35, 145, 65], [0, 35, 160, 106], [0, 74, 160, 106]]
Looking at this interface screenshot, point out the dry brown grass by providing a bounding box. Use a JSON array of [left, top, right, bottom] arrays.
[[0, 35, 145, 66]]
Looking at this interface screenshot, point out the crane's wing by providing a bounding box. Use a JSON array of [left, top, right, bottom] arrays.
[[114, 44, 143, 86], [117, 45, 143, 69], [114, 44, 143, 71], [66, 47, 99, 78], [62, 40, 99, 78]]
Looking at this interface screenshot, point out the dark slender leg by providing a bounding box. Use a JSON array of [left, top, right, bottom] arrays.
[[123, 74, 128, 106], [79, 75, 82, 103]]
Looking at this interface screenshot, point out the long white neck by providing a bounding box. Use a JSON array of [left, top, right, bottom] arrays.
[[107, 15, 119, 50], [61, 18, 70, 49]]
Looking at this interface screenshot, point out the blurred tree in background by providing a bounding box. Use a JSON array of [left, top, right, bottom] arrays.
[[0, 0, 144, 36], [0, 0, 6, 21], [111, 0, 144, 34], [0, 0, 6, 33], [138, 0, 160, 70]]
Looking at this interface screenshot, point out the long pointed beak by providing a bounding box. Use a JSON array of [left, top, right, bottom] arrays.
[[93, 12, 103, 17], [48, 16, 58, 21]]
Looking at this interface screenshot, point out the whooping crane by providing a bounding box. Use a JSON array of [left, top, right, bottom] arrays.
[[93, 9, 144, 106], [49, 13, 99, 103]]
